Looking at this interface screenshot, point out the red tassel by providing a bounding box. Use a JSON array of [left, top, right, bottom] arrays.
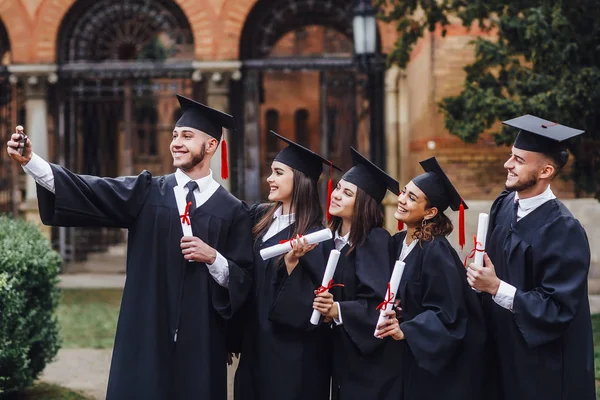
[[221, 139, 229, 180], [459, 202, 465, 250], [397, 220, 404, 231], [326, 163, 333, 222]]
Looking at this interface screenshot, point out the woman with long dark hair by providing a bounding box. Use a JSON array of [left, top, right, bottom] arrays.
[[312, 148, 404, 400], [233, 131, 340, 400], [376, 157, 486, 399]]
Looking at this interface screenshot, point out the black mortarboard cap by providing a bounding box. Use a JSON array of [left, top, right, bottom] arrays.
[[175, 95, 234, 141], [270, 130, 341, 181], [342, 147, 399, 203], [412, 157, 468, 212], [503, 114, 584, 154]]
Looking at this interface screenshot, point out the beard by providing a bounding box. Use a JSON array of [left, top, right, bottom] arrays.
[[179, 142, 207, 171], [505, 172, 538, 192]]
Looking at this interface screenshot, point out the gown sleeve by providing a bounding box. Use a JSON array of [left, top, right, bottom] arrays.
[[37, 164, 151, 229], [268, 233, 328, 330], [512, 215, 591, 347], [337, 228, 394, 355], [400, 238, 467, 375], [211, 201, 255, 320]]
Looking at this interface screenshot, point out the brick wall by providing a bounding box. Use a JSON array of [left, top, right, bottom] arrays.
[[403, 25, 577, 199]]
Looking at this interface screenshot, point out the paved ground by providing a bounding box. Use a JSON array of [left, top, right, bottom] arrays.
[[50, 273, 600, 399], [58, 274, 125, 289], [41, 349, 112, 399], [53, 273, 235, 399], [42, 348, 238, 400]]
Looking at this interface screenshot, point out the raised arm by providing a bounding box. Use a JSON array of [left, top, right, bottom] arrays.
[[7, 127, 151, 229]]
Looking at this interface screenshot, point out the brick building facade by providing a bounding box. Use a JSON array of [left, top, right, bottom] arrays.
[[0, 0, 581, 259]]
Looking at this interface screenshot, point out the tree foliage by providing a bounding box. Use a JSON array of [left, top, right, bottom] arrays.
[[377, 0, 600, 198]]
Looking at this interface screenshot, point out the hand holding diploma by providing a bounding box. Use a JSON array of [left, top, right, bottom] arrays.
[[310, 249, 341, 325], [181, 236, 217, 264], [465, 213, 489, 292], [375, 309, 405, 340], [374, 260, 405, 338], [260, 228, 333, 260]]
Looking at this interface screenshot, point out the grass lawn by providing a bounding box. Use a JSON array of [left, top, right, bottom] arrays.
[[6, 383, 90, 400], [592, 314, 600, 399], [57, 289, 123, 348], [54, 290, 600, 398]]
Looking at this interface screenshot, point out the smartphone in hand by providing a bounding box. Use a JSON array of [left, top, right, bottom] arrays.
[[16, 126, 27, 156]]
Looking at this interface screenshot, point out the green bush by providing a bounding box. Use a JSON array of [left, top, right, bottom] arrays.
[[0, 216, 62, 396]]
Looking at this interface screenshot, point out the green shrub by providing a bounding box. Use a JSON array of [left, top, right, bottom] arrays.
[[0, 215, 62, 395]]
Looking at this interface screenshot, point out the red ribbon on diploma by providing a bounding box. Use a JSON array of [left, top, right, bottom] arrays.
[[180, 201, 192, 226], [376, 282, 395, 311], [279, 235, 304, 248], [463, 235, 485, 267], [315, 279, 344, 294]]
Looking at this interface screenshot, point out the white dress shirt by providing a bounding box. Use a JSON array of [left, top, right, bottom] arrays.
[[22, 153, 230, 288], [262, 206, 295, 242], [333, 230, 351, 325], [399, 235, 418, 262], [493, 185, 557, 311], [173, 168, 230, 288]]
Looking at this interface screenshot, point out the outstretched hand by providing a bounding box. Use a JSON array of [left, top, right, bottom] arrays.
[[6, 126, 32, 164]]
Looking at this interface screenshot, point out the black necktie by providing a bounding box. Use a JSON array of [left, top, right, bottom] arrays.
[[513, 198, 520, 225], [185, 181, 198, 212]]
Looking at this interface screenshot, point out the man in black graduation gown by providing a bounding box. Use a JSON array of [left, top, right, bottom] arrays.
[[6, 95, 254, 400], [467, 114, 595, 400]]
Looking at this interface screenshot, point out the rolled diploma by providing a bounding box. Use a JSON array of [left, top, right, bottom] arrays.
[[174, 186, 193, 237], [474, 213, 489, 267], [310, 249, 342, 325], [374, 260, 406, 337], [471, 213, 489, 292], [260, 228, 333, 260]]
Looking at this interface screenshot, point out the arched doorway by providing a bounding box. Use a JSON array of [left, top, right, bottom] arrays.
[[54, 0, 198, 261], [233, 0, 385, 203], [0, 19, 24, 216]]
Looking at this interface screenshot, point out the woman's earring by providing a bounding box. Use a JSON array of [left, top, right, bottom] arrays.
[[422, 219, 427, 228]]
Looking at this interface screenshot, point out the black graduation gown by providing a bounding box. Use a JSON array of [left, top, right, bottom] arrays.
[[36, 165, 254, 400], [233, 204, 331, 400], [393, 232, 486, 400], [329, 228, 404, 400], [482, 190, 595, 400]]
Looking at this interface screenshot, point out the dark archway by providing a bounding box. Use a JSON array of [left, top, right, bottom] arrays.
[[0, 18, 22, 217], [54, 0, 198, 262], [58, 0, 193, 65], [0, 18, 9, 65], [234, 0, 385, 203], [240, 0, 355, 61]]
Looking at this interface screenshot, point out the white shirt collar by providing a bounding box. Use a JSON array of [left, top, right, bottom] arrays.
[[273, 206, 295, 224], [515, 185, 556, 211], [400, 235, 418, 261], [334, 230, 351, 248], [175, 168, 215, 193], [334, 230, 350, 243]]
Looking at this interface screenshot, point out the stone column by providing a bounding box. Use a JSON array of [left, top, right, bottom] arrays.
[[20, 74, 53, 238], [205, 72, 230, 190], [8, 65, 57, 238], [383, 66, 401, 232], [398, 70, 411, 187]]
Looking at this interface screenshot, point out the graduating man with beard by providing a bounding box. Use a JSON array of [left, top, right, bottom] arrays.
[[467, 115, 595, 400], [6, 95, 254, 400]]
